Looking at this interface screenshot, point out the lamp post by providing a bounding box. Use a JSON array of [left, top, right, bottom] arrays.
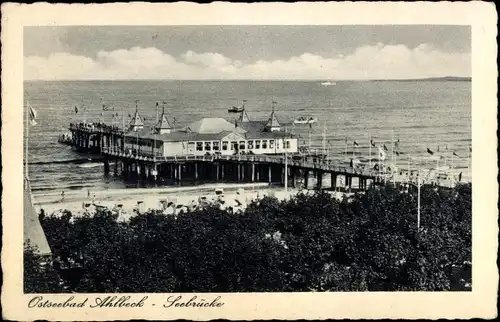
[[284, 129, 289, 192], [407, 165, 422, 230]]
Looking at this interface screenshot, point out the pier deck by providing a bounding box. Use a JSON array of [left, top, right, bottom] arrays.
[[69, 122, 385, 190]]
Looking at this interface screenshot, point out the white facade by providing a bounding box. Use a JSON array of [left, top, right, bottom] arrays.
[[124, 132, 298, 157]]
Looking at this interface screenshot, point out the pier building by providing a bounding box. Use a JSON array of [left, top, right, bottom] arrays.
[[122, 106, 298, 157], [68, 103, 381, 191]]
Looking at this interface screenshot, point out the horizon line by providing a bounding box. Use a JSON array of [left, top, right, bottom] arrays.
[[24, 76, 472, 82]]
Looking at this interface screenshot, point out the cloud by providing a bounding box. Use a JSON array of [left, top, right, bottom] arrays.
[[24, 44, 470, 80]]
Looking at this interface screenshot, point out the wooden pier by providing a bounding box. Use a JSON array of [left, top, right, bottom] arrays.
[[69, 122, 384, 191]]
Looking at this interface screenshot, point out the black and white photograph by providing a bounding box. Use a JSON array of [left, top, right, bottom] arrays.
[[2, 2, 497, 321]]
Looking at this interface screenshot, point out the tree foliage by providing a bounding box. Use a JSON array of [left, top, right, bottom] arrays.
[[26, 183, 472, 292]]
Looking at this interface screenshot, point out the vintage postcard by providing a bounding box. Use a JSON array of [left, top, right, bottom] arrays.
[[1, 2, 498, 320]]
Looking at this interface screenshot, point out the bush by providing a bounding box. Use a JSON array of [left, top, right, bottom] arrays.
[[27, 183, 471, 292]]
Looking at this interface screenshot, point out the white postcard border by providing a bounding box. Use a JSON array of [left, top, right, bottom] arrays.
[[1, 2, 498, 320]]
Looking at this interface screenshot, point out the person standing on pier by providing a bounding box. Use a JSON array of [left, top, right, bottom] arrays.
[[87, 189, 91, 198], [61, 191, 65, 202]]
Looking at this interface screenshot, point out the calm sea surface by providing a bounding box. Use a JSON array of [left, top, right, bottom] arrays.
[[24, 80, 471, 195]]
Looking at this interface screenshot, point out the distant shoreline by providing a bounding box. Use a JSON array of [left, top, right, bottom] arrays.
[[23, 77, 471, 82]]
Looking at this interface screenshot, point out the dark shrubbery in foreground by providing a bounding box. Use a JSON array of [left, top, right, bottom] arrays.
[[25, 183, 471, 292]]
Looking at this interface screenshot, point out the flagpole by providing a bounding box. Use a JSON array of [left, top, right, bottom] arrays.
[[378, 145, 381, 179], [391, 130, 394, 165], [369, 134, 372, 170], [407, 155, 411, 183], [25, 101, 29, 184], [468, 145, 471, 183], [391, 130, 395, 184], [308, 126, 312, 152], [322, 123, 326, 157], [417, 162, 421, 230], [451, 153, 454, 187], [344, 137, 347, 161]]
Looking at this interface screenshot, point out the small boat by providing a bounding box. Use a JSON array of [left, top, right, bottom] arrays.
[[320, 81, 336, 86], [228, 100, 247, 113], [228, 106, 245, 113], [293, 116, 318, 125]]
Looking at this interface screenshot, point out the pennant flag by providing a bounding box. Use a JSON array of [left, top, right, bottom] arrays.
[[28, 103, 37, 126], [453, 151, 459, 157], [427, 148, 434, 155], [74, 105, 79, 114], [383, 144, 388, 151], [378, 146, 386, 161], [370, 139, 376, 147], [353, 141, 359, 146]]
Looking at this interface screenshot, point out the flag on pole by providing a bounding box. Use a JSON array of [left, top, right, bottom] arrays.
[[427, 148, 434, 155], [353, 141, 359, 146], [370, 139, 376, 147], [74, 105, 79, 114], [378, 146, 386, 160], [28, 103, 37, 126]]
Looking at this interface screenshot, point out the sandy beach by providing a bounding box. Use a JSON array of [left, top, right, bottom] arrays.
[[32, 183, 329, 218]]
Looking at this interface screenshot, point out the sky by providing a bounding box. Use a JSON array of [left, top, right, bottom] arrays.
[[24, 25, 471, 80]]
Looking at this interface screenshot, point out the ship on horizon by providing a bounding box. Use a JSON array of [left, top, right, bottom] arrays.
[[320, 81, 336, 86]]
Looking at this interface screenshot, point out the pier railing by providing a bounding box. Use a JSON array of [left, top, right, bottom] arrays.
[[69, 122, 125, 135], [101, 147, 379, 178]]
